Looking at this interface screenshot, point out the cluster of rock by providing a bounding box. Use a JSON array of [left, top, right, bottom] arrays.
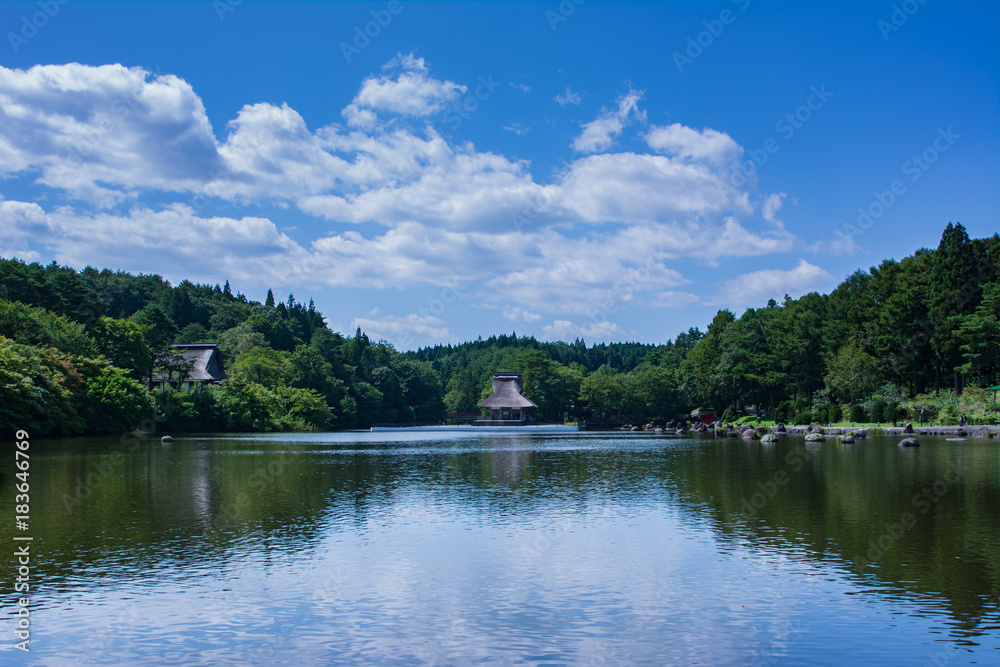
[[614, 419, 995, 446]]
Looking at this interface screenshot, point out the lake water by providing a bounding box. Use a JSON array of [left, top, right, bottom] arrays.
[[2, 430, 999, 665]]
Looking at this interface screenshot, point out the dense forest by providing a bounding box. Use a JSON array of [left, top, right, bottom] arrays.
[[2, 223, 998, 436]]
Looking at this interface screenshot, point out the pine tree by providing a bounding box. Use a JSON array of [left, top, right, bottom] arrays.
[[265, 289, 275, 308]]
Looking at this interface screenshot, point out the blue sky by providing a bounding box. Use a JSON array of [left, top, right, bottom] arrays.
[[1, 0, 997, 349]]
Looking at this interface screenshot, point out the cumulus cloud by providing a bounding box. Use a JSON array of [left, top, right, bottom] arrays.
[[0, 60, 810, 340], [571, 89, 646, 153], [649, 291, 700, 308], [645, 123, 742, 166], [0, 63, 223, 203], [556, 153, 752, 224], [762, 192, 786, 223], [806, 230, 864, 257], [554, 87, 582, 106], [0, 199, 313, 289], [541, 319, 628, 343], [350, 312, 453, 350], [712, 259, 834, 308], [341, 53, 465, 128], [502, 306, 543, 323]]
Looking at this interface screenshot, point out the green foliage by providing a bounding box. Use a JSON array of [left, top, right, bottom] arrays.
[[0, 299, 97, 356], [849, 404, 865, 423], [276, 387, 332, 431], [0, 337, 86, 435], [901, 387, 995, 426], [871, 397, 888, 423], [956, 281, 1000, 386], [825, 342, 881, 403], [351, 382, 385, 427], [792, 411, 814, 426], [244, 312, 296, 351], [176, 323, 211, 344], [84, 366, 155, 434], [0, 337, 152, 436], [216, 381, 281, 432], [230, 346, 289, 388], [131, 303, 178, 351], [157, 389, 220, 432], [90, 317, 152, 380], [4, 222, 999, 436]]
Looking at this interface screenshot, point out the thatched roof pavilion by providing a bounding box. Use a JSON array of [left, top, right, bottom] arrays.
[[476, 372, 537, 422]]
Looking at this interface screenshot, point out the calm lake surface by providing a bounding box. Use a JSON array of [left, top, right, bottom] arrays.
[[2, 430, 999, 665]]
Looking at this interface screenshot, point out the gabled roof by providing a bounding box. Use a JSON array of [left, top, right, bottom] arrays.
[[477, 372, 537, 409], [158, 343, 228, 383]]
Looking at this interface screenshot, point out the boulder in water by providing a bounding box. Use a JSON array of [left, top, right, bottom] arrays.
[[899, 438, 920, 447]]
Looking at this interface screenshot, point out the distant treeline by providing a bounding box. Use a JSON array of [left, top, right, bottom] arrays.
[[0, 260, 443, 435], [408, 222, 1000, 425], [1, 222, 998, 436]]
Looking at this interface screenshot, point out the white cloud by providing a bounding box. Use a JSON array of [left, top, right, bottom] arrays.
[[0, 199, 308, 288], [0, 60, 812, 339], [350, 312, 453, 350], [541, 319, 628, 342], [645, 123, 742, 166], [713, 259, 834, 307], [342, 52, 466, 128], [502, 306, 542, 323], [554, 87, 582, 106], [503, 123, 529, 136], [762, 192, 786, 223], [556, 153, 752, 224], [571, 89, 646, 153], [649, 291, 700, 308], [806, 230, 864, 257], [0, 63, 222, 203]]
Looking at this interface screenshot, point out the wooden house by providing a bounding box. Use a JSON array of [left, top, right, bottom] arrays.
[[152, 343, 228, 392]]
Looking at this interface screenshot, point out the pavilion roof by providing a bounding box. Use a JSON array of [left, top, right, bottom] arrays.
[[476, 373, 537, 409]]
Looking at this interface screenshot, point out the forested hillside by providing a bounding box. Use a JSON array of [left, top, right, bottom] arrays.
[[0, 261, 443, 435], [2, 222, 998, 436], [408, 222, 1000, 426]]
